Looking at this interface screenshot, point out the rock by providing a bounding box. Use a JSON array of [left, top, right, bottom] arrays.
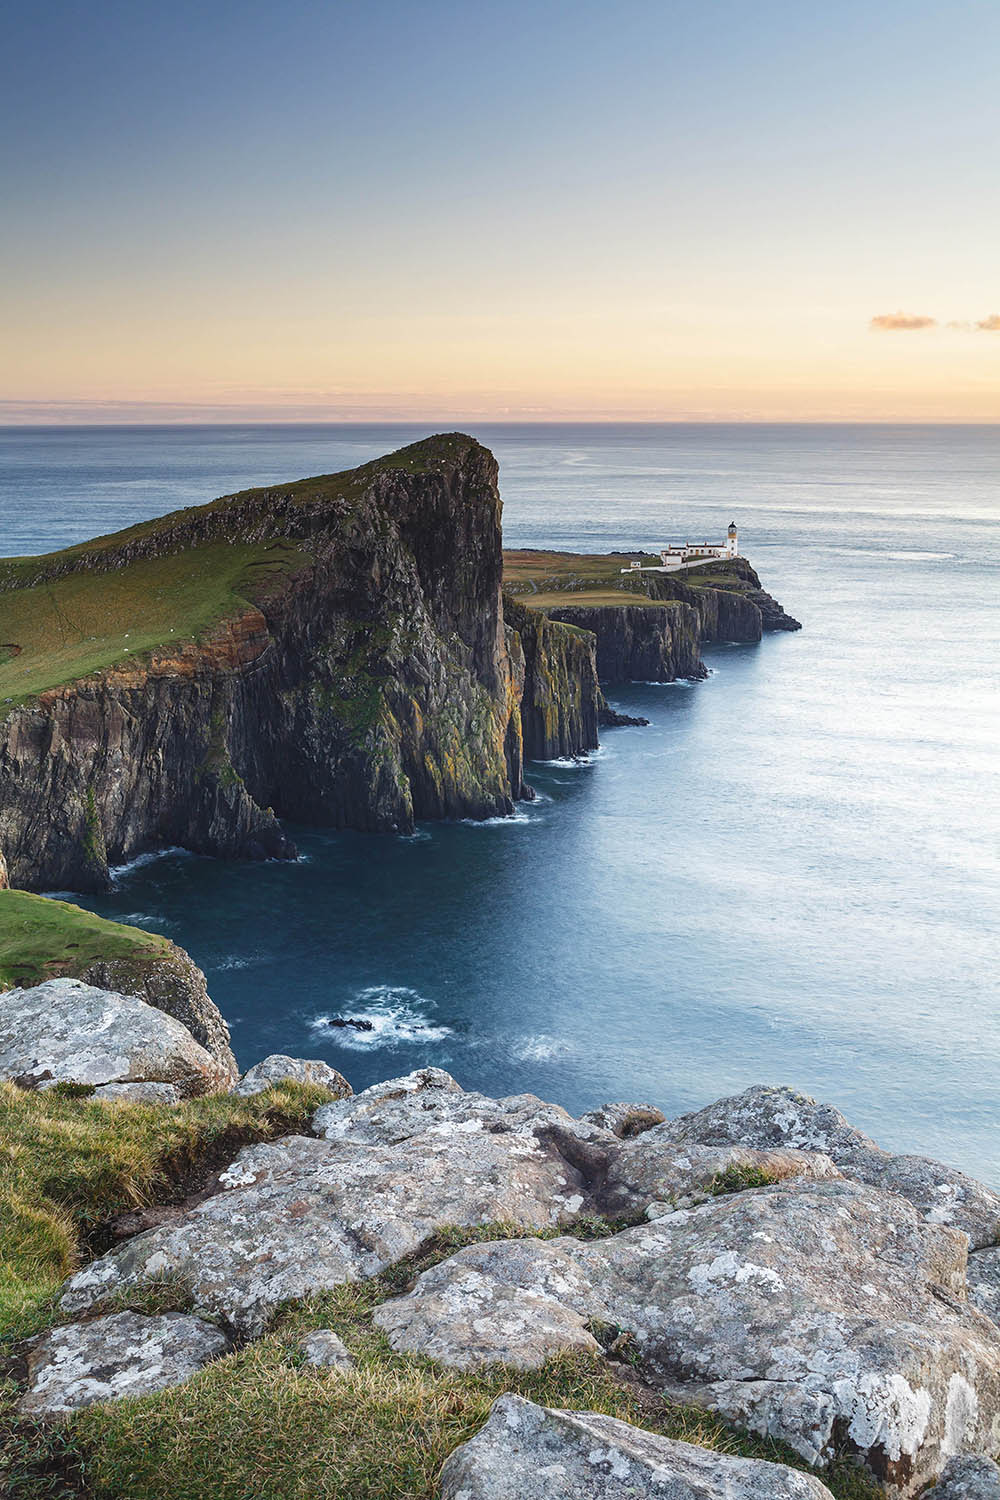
[[597, 704, 650, 727], [968, 1247, 1000, 1326], [0, 978, 223, 1097], [234, 1054, 352, 1098], [548, 601, 707, 685], [299, 1330, 354, 1370], [670, 1084, 1000, 1249], [18, 1311, 230, 1418], [92, 1081, 181, 1104], [438, 1394, 836, 1499], [59, 1070, 599, 1336], [578, 1101, 665, 1138], [925, 1456, 1000, 1498], [80, 938, 238, 1087], [375, 1176, 1000, 1495]]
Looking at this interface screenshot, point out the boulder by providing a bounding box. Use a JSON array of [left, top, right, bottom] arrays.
[[375, 1177, 1000, 1495], [92, 1081, 181, 1104], [299, 1329, 354, 1370], [669, 1085, 1000, 1248], [925, 1456, 1000, 1498], [439, 1394, 836, 1499], [0, 978, 224, 1097], [18, 1311, 230, 1418], [235, 1054, 352, 1098], [969, 1248, 1000, 1327]]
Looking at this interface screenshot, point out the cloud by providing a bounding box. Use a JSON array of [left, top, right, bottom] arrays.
[[870, 312, 937, 332], [975, 314, 1000, 332]]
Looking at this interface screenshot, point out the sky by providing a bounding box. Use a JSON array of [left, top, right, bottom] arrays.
[[1, 0, 998, 423]]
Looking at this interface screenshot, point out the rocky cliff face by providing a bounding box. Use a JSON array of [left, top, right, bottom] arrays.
[[0, 436, 580, 892], [502, 598, 601, 760], [545, 600, 705, 684]]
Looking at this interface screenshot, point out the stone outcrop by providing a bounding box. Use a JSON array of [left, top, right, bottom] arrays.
[[18, 1311, 231, 1418], [78, 937, 238, 1087], [439, 1394, 837, 1500], [925, 1456, 1000, 1499], [299, 1329, 354, 1370], [0, 977, 228, 1096], [669, 1084, 1000, 1248], [234, 1053, 352, 1098], [29, 1068, 1000, 1494]]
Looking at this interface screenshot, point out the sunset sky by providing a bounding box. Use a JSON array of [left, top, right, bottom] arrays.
[[2, 0, 998, 423]]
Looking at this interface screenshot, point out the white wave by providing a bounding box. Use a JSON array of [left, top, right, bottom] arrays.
[[511, 1033, 577, 1062], [116, 911, 174, 930], [636, 675, 703, 687], [214, 953, 263, 971], [398, 829, 432, 842], [109, 846, 189, 882], [310, 985, 453, 1050], [460, 808, 536, 827], [885, 550, 956, 562]]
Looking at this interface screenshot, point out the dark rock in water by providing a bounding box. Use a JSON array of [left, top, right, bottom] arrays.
[[598, 705, 649, 729], [327, 1017, 375, 1032]]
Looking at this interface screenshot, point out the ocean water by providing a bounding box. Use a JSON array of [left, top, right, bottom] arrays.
[[1, 423, 998, 1181]]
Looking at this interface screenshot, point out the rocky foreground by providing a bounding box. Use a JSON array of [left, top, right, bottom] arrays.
[[3, 968, 1000, 1498]]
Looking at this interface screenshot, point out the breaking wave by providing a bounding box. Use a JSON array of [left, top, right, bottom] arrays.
[[311, 985, 453, 1050]]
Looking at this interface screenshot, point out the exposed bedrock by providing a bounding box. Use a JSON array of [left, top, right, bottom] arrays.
[[545, 601, 706, 684], [1, 437, 610, 892], [52, 1069, 1000, 1494], [502, 596, 601, 760]]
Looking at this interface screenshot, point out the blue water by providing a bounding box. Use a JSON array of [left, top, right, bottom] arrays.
[[2, 424, 998, 1180]]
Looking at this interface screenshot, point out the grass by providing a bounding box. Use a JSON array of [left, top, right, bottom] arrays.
[[2, 1222, 882, 1500], [0, 891, 173, 993], [0, 540, 309, 705], [0, 1094, 883, 1500], [0, 1078, 333, 1347], [527, 590, 674, 610], [502, 549, 746, 610]]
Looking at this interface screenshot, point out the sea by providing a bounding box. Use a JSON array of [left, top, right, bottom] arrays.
[[1, 423, 997, 1181]]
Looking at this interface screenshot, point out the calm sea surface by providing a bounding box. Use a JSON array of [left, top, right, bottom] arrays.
[[1, 424, 998, 1180]]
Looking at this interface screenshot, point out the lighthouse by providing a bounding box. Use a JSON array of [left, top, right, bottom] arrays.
[[725, 521, 739, 559]]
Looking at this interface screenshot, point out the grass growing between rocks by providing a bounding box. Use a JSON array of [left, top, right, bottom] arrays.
[[4, 1215, 883, 1500], [0, 1078, 332, 1345]]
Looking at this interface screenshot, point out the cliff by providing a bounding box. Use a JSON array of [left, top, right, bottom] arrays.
[[503, 550, 800, 684], [0, 889, 237, 1084], [0, 436, 603, 893]]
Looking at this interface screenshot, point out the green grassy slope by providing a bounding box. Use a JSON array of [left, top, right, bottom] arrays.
[[0, 892, 173, 993], [502, 548, 734, 610], [0, 540, 309, 704]]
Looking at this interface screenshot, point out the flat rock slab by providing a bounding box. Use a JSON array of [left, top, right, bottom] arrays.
[[670, 1085, 1000, 1249], [92, 1081, 181, 1104], [439, 1394, 836, 1499], [926, 1456, 1000, 1498], [376, 1177, 1000, 1495], [0, 978, 221, 1098], [235, 1054, 352, 1098], [18, 1311, 231, 1418]]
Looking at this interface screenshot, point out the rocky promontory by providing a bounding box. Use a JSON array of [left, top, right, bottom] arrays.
[[0, 436, 800, 892]]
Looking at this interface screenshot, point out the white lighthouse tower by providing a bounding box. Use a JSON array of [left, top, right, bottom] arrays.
[[725, 521, 739, 559]]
